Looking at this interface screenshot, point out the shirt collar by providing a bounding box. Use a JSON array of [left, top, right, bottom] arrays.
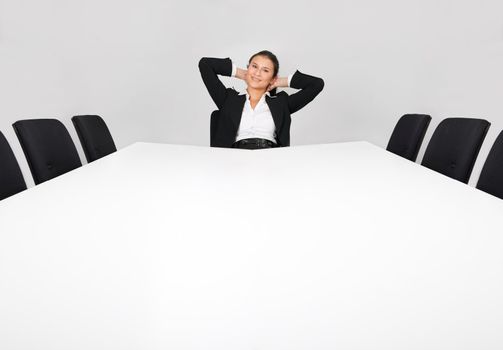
[[238, 89, 271, 99]]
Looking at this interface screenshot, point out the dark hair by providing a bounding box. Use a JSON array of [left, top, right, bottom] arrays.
[[248, 50, 279, 96]]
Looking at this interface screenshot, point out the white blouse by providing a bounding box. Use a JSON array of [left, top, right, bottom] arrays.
[[235, 91, 277, 143]]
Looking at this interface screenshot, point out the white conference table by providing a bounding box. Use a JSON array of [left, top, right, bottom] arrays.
[[1, 141, 502, 350]]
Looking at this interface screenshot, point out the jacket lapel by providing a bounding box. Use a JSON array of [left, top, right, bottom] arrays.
[[229, 94, 246, 129], [266, 95, 283, 131]]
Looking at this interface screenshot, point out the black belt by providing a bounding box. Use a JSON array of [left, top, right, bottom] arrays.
[[232, 138, 277, 149]]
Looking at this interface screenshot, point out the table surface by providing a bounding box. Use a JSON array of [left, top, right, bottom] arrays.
[[1, 142, 502, 350]]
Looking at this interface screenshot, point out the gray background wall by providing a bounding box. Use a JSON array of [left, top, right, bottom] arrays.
[[1, 0, 502, 188]]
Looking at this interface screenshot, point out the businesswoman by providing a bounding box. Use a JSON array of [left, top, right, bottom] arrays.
[[199, 50, 324, 149]]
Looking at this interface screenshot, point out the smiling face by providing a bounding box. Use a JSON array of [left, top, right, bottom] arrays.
[[245, 55, 277, 92]]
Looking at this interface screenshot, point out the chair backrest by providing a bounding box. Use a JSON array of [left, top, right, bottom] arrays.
[[386, 114, 431, 161], [476, 130, 503, 199], [13, 119, 82, 185], [210, 110, 219, 147], [72, 115, 117, 162], [421, 117, 490, 183], [0, 131, 27, 200]]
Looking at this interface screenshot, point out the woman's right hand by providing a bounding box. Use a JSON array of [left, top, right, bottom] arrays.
[[235, 67, 247, 81]]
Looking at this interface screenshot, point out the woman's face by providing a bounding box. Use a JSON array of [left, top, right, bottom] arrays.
[[246, 55, 276, 91]]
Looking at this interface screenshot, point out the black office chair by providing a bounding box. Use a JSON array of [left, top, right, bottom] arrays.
[[386, 114, 431, 161], [421, 117, 490, 183], [0, 131, 27, 200], [210, 110, 219, 147], [476, 130, 503, 199], [72, 115, 117, 162], [13, 119, 82, 185]]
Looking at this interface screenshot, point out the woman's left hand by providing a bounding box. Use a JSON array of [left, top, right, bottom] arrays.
[[267, 77, 288, 91]]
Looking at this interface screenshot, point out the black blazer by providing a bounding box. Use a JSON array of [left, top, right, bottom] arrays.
[[199, 57, 324, 148]]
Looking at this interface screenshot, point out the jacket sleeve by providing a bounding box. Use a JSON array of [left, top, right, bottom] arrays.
[[198, 57, 233, 110], [286, 70, 324, 114]]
